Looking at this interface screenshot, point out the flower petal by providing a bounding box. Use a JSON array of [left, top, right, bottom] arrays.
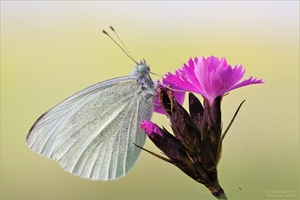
[[163, 56, 264, 104], [140, 120, 163, 137]]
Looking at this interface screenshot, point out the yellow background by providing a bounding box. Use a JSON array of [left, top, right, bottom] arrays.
[[1, 1, 299, 199]]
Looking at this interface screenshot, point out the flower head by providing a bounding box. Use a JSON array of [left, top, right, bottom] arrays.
[[141, 86, 228, 199], [164, 56, 264, 104]]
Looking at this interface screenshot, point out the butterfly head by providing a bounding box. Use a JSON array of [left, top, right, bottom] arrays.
[[131, 59, 151, 78]]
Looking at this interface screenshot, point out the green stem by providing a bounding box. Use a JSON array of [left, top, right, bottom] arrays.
[[210, 186, 228, 200], [216, 192, 228, 200]]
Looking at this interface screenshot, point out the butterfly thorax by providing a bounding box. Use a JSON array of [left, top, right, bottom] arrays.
[[131, 60, 156, 100]]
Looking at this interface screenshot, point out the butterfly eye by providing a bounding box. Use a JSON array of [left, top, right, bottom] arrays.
[[136, 64, 149, 74]]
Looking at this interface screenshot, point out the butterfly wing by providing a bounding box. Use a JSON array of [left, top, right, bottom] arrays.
[[26, 76, 154, 180]]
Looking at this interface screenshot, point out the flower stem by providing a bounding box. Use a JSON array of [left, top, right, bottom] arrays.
[[216, 193, 228, 200], [210, 186, 228, 200]]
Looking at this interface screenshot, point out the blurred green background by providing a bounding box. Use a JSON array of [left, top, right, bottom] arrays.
[[1, 1, 299, 199]]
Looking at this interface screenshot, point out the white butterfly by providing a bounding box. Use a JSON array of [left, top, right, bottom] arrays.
[[26, 60, 156, 180]]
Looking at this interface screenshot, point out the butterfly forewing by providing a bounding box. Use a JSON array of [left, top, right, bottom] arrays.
[[26, 76, 154, 180]]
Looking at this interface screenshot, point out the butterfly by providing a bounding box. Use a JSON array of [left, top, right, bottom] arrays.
[[26, 27, 156, 181]]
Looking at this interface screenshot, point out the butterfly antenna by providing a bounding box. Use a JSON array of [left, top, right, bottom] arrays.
[[109, 26, 136, 60], [102, 28, 138, 65]]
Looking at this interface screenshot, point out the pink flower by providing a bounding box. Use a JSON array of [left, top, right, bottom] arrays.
[[140, 56, 264, 199], [164, 56, 264, 104]]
